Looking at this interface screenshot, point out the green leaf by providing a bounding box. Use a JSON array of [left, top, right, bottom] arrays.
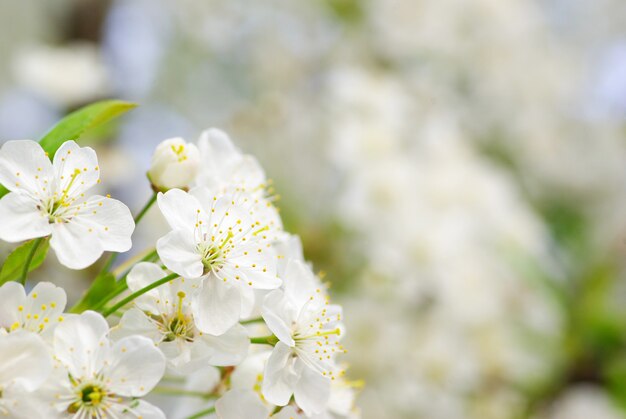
[[0, 100, 136, 198], [70, 271, 117, 313], [0, 239, 50, 285], [39, 99, 137, 157]]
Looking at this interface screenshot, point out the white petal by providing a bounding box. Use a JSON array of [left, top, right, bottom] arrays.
[[105, 335, 166, 397], [196, 323, 249, 366], [109, 400, 167, 419], [262, 290, 295, 347], [21, 281, 67, 335], [115, 308, 162, 343], [262, 342, 298, 407], [193, 276, 241, 336], [293, 363, 331, 416], [0, 332, 51, 391], [0, 139, 53, 194], [53, 311, 109, 378], [49, 220, 104, 269], [157, 229, 203, 278], [126, 262, 169, 312], [0, 282, 26, 330], [157, 189, 206, 231], [0, 192, 51, 242], [52, 141, 99, 196], [70, 195, 134, 252], [284, 260, 321, 310], [216, 389, 270, 419]]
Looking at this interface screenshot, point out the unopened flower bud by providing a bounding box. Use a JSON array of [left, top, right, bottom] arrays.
[[148, 138, 200, 191]]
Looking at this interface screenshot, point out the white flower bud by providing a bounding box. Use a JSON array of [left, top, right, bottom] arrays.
[[148, 137, 200, 191]]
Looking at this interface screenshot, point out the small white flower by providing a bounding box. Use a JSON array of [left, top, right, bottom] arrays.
[[261, 260, 345, 416], [49, 311, 166, 418], [0, 331, 52, 418], [196, 129, 267, 195], [156, 187, 281, 335], [0, 140, 134, 269], [0, 281, 66, 338], [148, 137, 200, 191], [115, 262, 249, 373]]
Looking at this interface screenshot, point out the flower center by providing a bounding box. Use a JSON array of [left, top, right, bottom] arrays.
[[197, 231, 233, 274], [67, 382, 108, 413]]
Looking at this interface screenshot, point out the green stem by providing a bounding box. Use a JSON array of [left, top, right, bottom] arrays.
[[250, 335, 279, 346], [19, 237, 44, 285], [186, 406, 216, 419], [102, 273, 178, 317], [134, 192, 158, 225], [241, 316, 264, 325]]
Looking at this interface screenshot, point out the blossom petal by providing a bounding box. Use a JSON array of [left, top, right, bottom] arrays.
[[157, 229, 203, 278], [49, 220, 104, 269], [109, 400, 166, 419], [157, 188, 206, 231], [193, 276, 241, 335], [105, 335, 166, 397], [262, 290, 295, 347], [53, 141, 99, 196], [196, 323, 249, 366], [115, 308, 162, 343], [0, 332, 51, 391], [215, 389, 270, 419], [53, 311, 109, 378], [0, 139, 53, 194], [262, 342, 298, 407], [70, 195, 134, 252], [0, 192, 51, 242], [126, 262, 168, 313], [293, 362, 331, 416], [0, 282, 27, 330]]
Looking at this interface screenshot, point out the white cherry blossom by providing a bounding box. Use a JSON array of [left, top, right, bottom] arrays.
[[115, 262, 249, 373], [261, 260, 345, 416], [0, 281, 66, 338], [156, 187, 281, 335], [48, 311, 166, 418], [0, 331, 52, 418], [148, 137, 200, 191], [0, 140, 134, 269]]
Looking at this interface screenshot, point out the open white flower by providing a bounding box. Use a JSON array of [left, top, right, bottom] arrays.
[[0, 281, 66, 338], [148, 137, 200, 191], [0, 331, 52, 418], [115, 262, 249, 373], [0, 140, 134, 269], [156, 187, 281, 335], [49, 311, 166, 418], [196, 129, 267, 195], [261, 260, 345, 416]]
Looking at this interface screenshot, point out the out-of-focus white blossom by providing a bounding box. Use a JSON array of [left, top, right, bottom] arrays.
[[11, 43, 109, 107]]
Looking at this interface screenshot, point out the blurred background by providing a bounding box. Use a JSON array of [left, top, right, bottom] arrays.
[[2, 0, 626, 418]]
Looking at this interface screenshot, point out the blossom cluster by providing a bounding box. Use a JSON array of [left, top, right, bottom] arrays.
[[0, 129, 358, 418]]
